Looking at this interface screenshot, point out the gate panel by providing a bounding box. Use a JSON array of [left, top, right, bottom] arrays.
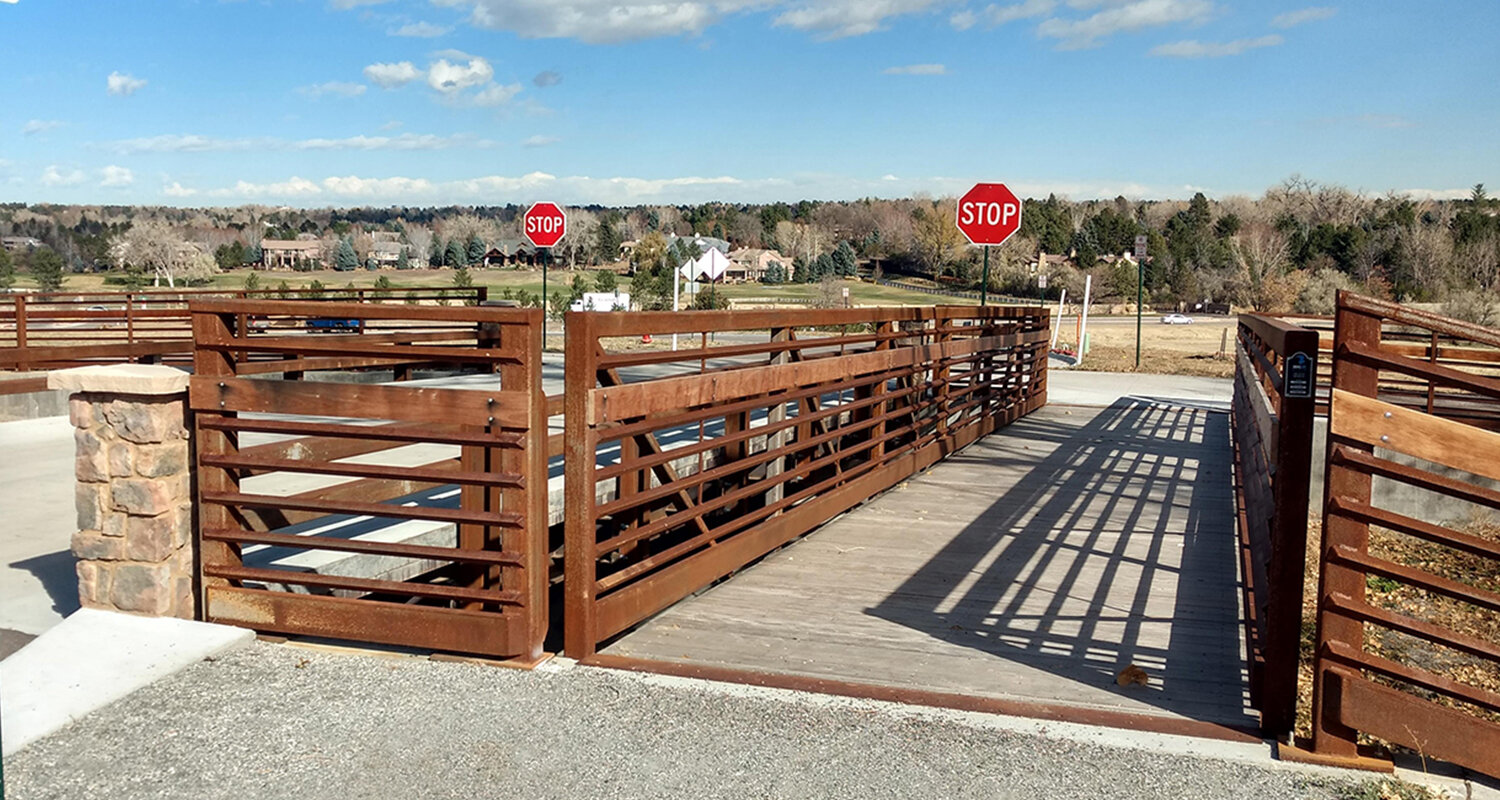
[[1311, 292, 1500, 777], [190, 300, 547, 659], [563, 306, 1049, 657]]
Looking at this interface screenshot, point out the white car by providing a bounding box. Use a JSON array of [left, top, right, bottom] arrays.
[[1160, 314, 1194, 325]]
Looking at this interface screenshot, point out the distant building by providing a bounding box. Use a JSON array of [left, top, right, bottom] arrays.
[[727, 248, 790, 283], [1, 236, 43, 252], [487, 240, 537, 267], [619, 234, 731, 265], [370, 241, 404, 269], [261, 239, 324, 269]]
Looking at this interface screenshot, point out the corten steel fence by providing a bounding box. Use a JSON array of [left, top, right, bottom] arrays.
[[1231, 313, 1319, 736], [1311, 292, 1500, 776], [0, 286, 486, 394], [562, 305, 1050, 658], [189, 298, 548, 659]]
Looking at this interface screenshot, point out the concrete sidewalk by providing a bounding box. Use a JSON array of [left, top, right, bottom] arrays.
[[0, 415, 78, 657], [1046, 368, 1231, 410], [4, 642, 1386, 800]]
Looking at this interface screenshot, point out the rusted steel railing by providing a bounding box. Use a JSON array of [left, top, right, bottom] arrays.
[[189, 298, 547, 660], [1232, 313, 1319, 736], [0, 286, 486, 390], [1310, 292, 1500, 776], [562, 305, 1050, 658]]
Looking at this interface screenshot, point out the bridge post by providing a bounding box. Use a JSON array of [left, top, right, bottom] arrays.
[[47, 364, 195, 619]]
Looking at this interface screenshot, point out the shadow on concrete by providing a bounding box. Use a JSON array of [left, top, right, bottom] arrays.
[[10, 550, 81, 620]]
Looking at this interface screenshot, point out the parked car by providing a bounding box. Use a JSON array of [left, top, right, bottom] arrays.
[[304, 317, 362, 333], [1160, 314, 1194, 325]]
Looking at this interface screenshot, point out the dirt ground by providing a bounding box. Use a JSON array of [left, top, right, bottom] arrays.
[[1054, 317, 1237, 378]]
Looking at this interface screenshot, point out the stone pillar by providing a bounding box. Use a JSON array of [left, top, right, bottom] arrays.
[[47, 365, 194, 619]]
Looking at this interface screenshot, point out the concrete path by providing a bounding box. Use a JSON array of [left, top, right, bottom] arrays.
[[0, 415, 78, 656], [1046, 368, 1231, 409], [1, 608, 254, 756], [1, 641, 1404, 800]]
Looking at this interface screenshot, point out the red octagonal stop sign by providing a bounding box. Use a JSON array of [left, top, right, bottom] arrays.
[[523, 201, 567, 248], [955, 183, 1023, 246]]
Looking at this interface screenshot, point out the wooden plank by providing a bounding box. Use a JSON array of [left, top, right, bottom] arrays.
[[189, 376, 526, 428], [1328, 387, 1500, 484], [205, 586, 519, 657]]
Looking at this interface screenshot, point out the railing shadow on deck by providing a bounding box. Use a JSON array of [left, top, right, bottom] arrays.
[[864, 396, 1248, 724]]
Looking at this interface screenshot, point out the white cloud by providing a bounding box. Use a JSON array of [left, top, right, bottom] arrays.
[[533, 70, 562, 87], [882, 63, 946, 75], [295, 133, 496, 150], [298, 81, 368, 98], [427, 57, 495, 92], [522, 134, 560, 147], [40, 166, 86, 187], [322, 175, 439, 196], [773, 0, 942, 39], [436, 0, 740, 43], [22, 119, 63, 135], [100, 165, 134, 187], [210, 176, 323, 198], [953, 0, 1056, 30], [392, 21, 452, 37], [107, 71, 148, 96], [1397, 188, 1471, 201], [1038, 0, 1214, 50], [163, 181, 198, 198], [467, 82, 523, 106], [1150, 34, 1281, 57], [364, 61, 423, 88], [1271, 6, 1336, 29]]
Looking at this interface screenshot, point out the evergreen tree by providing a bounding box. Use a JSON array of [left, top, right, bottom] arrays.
[[243, 271, 260, 291], [30, 247, 65, 291], [429, 238, 444, 267], [814, 253, 835, 281], [762, 261, 787, 284], [711, 221, 725, 241], [306, 279, 325, 298], [832, 241, 857, 277], [373, 274, 393, 298], [792, 255, 811, 283], [247, 243, 262, 267], [594, 269, 618, 294], [444, 239, 465, 268], [0, 246, 13, 290], [570, 273, 588, 303], [396, 248, 411, 270], [452, 266, 474, 289], [595, 214, 624, 264], [335, 237, 359, 271], [466, 233, 486, 266]]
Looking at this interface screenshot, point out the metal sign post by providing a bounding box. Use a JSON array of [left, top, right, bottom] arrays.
[[1134, 234, 1148, 370]]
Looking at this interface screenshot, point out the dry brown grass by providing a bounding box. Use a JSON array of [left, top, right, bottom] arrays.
[[1059, 318, 1237, 378]]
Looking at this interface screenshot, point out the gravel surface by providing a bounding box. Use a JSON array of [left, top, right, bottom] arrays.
[[6, 642, 1359, 800]]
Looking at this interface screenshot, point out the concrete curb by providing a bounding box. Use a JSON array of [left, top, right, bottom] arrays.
[[1, 608, 254, 755]]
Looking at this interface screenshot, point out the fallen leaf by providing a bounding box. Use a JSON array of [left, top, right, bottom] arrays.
[[1115, 664, 1149, 687]]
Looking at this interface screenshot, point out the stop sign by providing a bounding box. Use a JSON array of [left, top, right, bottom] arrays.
[[523, 202, 567, 248], [955, 183, 1023, 246]]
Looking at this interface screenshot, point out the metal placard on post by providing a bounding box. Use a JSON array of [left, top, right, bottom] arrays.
[[1284, 351, 1314, 398]]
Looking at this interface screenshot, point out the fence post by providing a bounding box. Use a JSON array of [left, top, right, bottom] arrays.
[[563, 311, 599, 658], [1261, 325, 1319, 736], [47, 365, 195, 619], [15, 295, 28, 372], [1311, 291, 1381, 758]]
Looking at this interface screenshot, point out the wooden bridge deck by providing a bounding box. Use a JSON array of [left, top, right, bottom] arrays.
[[605, 398, 1254, 729]]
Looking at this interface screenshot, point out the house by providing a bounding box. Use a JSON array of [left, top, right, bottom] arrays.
[[1029, 251, 1070, 273], [261, 239, 325, 269], [619, 234, 731, 264], [370, 240, 404, 269], [727, 248, 791, 283], [491, 239, 537, 267], [1, 236, 43, 252]]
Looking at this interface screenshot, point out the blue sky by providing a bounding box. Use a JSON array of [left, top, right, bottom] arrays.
[[0, 0, 1495, 207]]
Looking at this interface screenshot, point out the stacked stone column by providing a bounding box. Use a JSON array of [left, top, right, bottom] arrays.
[[48, 365, 195, 619]]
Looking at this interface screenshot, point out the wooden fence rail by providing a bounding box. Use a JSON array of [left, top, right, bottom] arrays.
[[562, 305, 1050, 658], [0, 287, 486, 390]]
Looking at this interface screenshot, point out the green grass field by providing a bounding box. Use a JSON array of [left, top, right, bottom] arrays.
[[12, 266, 987, 308]]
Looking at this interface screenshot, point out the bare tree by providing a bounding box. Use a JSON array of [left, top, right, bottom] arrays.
[[403, 225, 433, 265], [111, 220, 218, 288]]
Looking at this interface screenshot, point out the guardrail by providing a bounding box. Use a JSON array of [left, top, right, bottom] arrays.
[[561, 305, 1050, 657], [1308, 292, 1500, 776], [1231, 313, 1319, 735], [0, 287, 487, 392], [188, 298, 548, 660]]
